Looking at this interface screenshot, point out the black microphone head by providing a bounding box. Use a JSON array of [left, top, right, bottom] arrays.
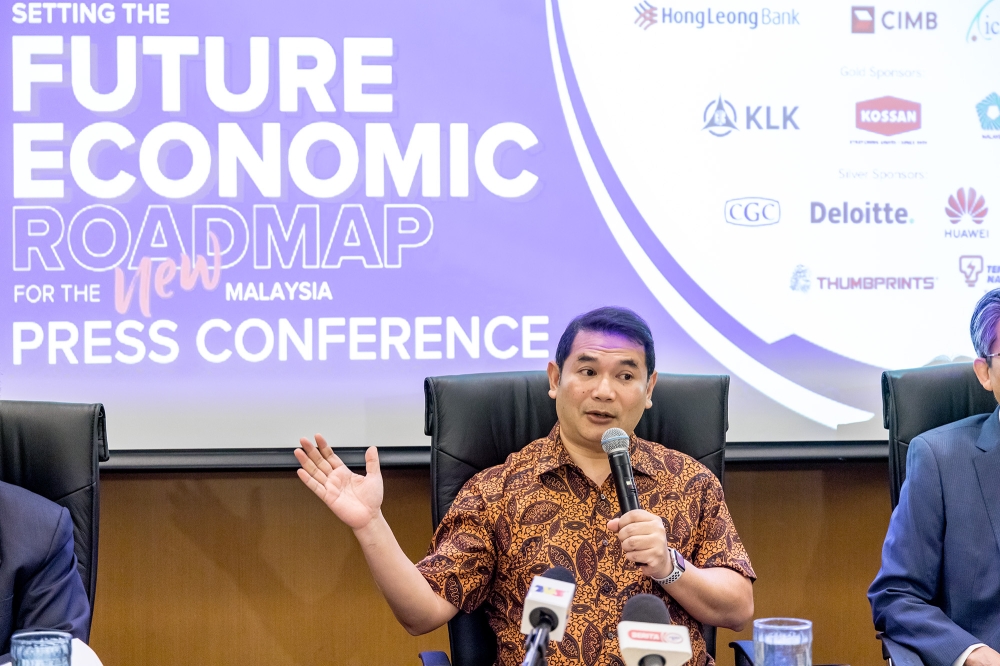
[[622, 594, 671, 625], [601, 427, 630, 454], [541, 566, 576, 585]]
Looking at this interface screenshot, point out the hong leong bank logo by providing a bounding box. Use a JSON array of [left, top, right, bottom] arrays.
[[851, 6, 938, 32], [703, 96, 799, 136], [632, 3, 800, 29], [725, 198, 780, 226], [856, 96, 921, 136]]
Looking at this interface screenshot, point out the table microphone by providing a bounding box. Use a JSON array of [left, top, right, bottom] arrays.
[[602, 427, 640, 513], [617, 594, 692, 666], [520, 566, 577, 666]]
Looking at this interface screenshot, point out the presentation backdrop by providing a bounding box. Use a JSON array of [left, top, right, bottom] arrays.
[[2, 0, 998, 450]]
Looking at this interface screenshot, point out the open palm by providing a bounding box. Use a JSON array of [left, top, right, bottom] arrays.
[[295, 434, 383, 530]]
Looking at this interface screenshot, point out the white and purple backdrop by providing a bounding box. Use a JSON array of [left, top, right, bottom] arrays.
[[2, 0, 998, 451]]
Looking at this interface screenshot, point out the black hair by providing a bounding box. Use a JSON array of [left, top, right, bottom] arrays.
[[555, 306, 655, 378]]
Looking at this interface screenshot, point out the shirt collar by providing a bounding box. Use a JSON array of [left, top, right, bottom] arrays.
[[535, 423, 657, 478]]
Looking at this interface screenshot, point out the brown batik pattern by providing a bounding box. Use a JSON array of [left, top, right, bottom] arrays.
[[416, 424, 755, 666]]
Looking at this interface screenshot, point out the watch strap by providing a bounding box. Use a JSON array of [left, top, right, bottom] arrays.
[[652, 548, 684, 586]]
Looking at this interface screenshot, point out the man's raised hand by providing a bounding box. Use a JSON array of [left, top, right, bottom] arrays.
[[295, 435, 383, 531]]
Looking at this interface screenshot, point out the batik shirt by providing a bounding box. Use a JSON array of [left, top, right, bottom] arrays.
[[416, 424, 755, 666]]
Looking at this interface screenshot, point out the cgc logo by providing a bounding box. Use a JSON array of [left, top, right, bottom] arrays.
[[856, 96, 921, 136], [725, 198, 780, 226], [851, 6, 938, 32]]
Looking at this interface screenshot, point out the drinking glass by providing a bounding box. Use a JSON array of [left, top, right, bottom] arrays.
[[753, 618, 812, 666], [11, 631, 72, 666]]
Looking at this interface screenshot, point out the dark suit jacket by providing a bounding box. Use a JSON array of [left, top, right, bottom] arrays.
[[869, 407, 1000, 666], [0, 481, 90, 657]]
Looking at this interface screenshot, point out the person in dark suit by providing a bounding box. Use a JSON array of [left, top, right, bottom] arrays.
[[0, 480, 91, 658], [869, 289, 1000, 666]]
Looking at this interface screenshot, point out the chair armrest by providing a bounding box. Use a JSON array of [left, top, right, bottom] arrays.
[[731, 640, 755, 666], [418, 651, 452, 666], [878, 634, 925, 666]]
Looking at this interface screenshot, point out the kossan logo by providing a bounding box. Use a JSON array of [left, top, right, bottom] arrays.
[[856, 97, 921, 136]]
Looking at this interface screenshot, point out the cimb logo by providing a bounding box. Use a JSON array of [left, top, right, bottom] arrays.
[[852, 6, 938, 32], [856, 97, 921, 136], [703, 96, 799, 137], [725, 198, 780, 226]]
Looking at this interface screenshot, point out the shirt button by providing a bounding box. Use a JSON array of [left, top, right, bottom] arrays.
[[605, 629, 615, 640], [600, 494, 607, 500], [602, 539, 609, 546]]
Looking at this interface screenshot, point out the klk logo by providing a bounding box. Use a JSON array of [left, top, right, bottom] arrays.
[[704, 97, 799, 136]]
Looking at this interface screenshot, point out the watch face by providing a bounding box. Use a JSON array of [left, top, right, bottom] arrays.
[[674, 549, 686, 572]]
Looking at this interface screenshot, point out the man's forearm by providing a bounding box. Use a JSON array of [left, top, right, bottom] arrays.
[[661, 564, 753, 631], [354, 512, 459, 635]]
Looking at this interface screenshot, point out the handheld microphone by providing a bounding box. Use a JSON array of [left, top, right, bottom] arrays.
[[617, 594, 692, 666], [520, 566, 577, 666], [602, 427, 640, 513]]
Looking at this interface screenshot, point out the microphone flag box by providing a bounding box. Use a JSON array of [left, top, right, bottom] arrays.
[[617, 621, 692, 666], [519, 575, 576, 641]]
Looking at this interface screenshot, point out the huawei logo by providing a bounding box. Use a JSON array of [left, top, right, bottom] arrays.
[[946, 188, 988, 225]]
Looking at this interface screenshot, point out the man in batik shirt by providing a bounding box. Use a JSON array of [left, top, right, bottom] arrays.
[[296, 307, 755, 666]]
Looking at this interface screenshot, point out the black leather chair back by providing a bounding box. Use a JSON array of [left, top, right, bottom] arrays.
[[424, 371, 729, 666], [0, 401, 109, 625], [882, 363, 996, 509]]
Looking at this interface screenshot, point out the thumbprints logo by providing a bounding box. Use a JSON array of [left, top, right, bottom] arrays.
[[960, 255, 984, 286], [634, 1, 658, 29], [946, 188, 989, 224], [703, 96, 739, 137], [852, 6, 876, 32], [978, 93, 1000, 130], [790, 265, 811, 293]]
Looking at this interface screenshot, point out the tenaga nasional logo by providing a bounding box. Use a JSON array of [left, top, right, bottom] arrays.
[[703, 96, 799, 137], [851, 6, 938, 32], [856, 96, 921, 136], [967, 0, 998, 42], [632, 4, 800, 30], [960, 255, 984, 286], [725, 198, 780, 226]]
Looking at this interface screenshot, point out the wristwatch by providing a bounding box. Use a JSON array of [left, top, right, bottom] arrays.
[[652, 547, 686, 586]]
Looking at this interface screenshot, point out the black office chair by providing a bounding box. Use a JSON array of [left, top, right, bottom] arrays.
[[417, 370, 729, 666], [0, 401, 110, 635], [881, 362, 997, 510], [876, 363, 996, 666]]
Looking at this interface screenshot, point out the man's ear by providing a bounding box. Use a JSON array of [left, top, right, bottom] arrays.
[[546, 360, 561, 399], [645, 369, 658, 409], [974, 358, 993, 392]]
